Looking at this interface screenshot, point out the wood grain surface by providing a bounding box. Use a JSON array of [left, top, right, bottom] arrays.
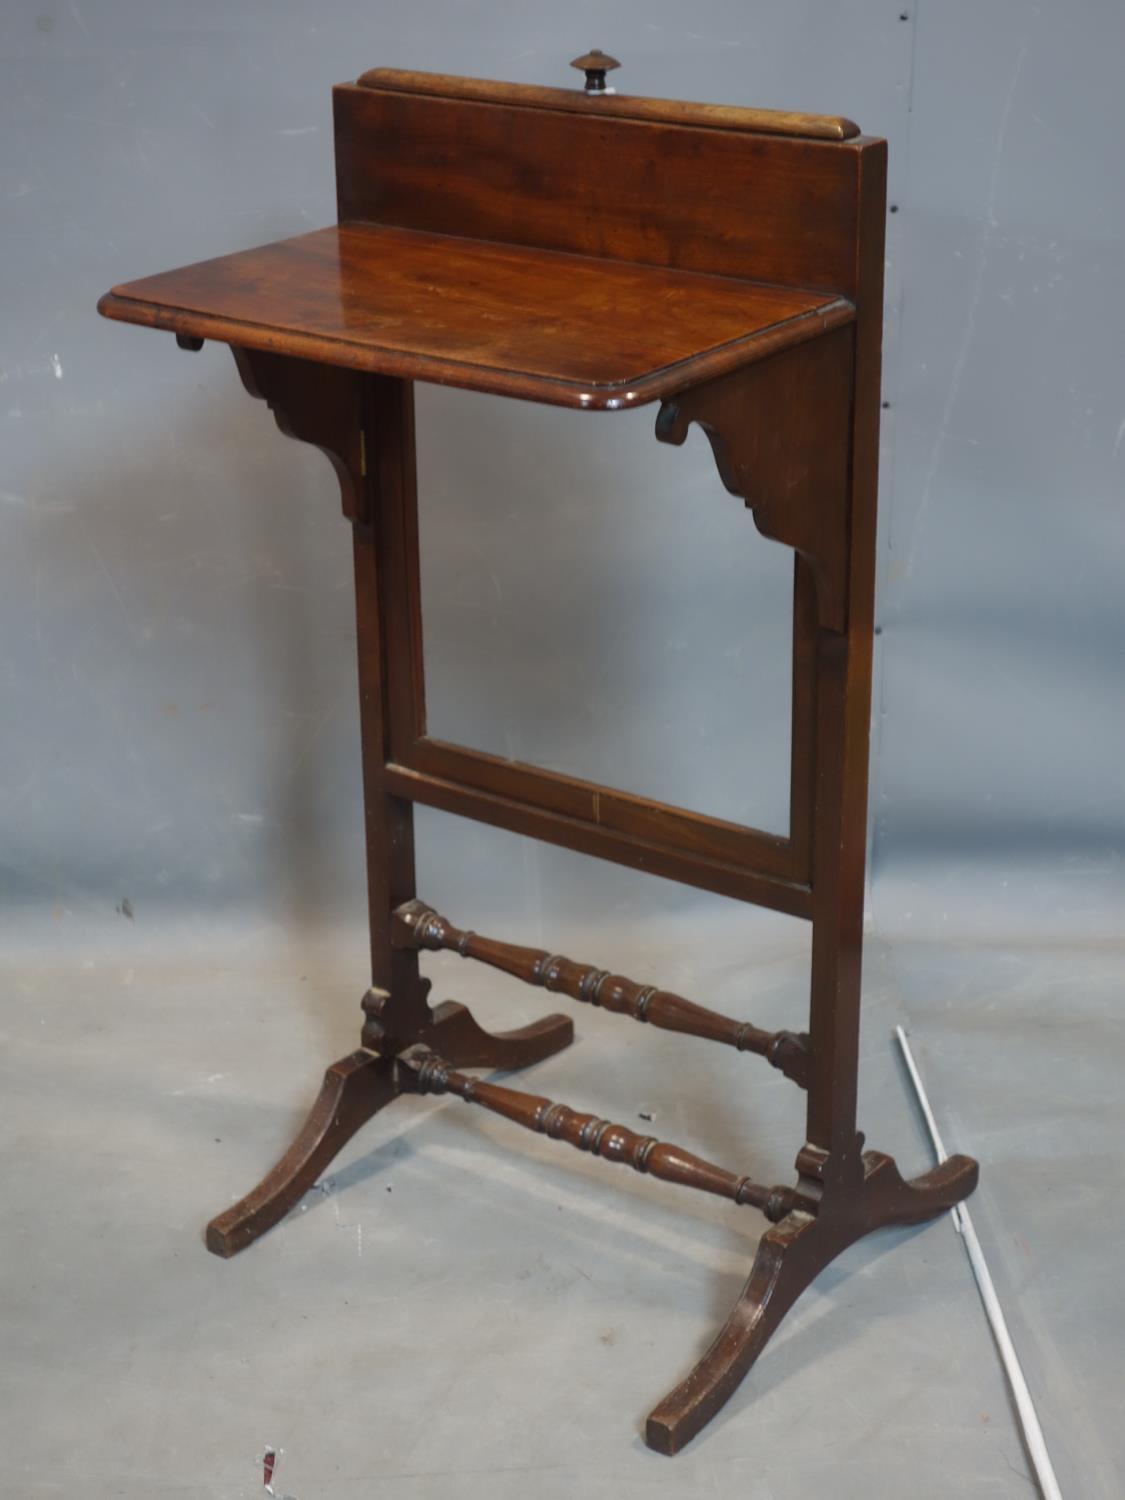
[[356, 67, 861, 140], [99, 223, 851, 409]]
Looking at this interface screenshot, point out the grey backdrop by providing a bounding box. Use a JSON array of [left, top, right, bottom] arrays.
[[3, 0, 1122, 954], [3, 2, 1124, 1496]]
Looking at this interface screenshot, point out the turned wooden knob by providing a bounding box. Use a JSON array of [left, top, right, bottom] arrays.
[[570, 49, 621, 94]]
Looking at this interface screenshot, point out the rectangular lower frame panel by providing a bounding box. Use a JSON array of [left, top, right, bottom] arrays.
[[384, 761, 813, 918]]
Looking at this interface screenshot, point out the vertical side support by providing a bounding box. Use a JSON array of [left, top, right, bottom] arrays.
[[655, 307, 870, 1162], [354, 374, 434, 1045], [804, 141, 887, 1156], [787, 556, 818, 878], [230, 348, 433, 1043], [207, 350, 575, 1263]]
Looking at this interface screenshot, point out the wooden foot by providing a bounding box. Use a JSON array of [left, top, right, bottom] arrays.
[[420, 999, 574, 1071], [206, 1000, 574, 1258], [645, 1144, 978, 1454], [206, 1049, 397, 1258]]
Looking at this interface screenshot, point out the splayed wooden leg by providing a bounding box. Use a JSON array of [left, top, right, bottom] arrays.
[[645, 1144, 978, 1454], [206, 1049, 397, 1258], [419, 999, 574, 1071], [206, 997, 573, 1259]]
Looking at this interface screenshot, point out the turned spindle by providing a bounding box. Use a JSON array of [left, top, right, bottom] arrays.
[[392, 900, 809, 1085], [397, 1045, 799, 1221]]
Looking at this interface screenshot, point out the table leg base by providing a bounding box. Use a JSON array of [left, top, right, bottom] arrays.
[[644, 1148, 979, 1454], [205, 1003, 976, 1455], [205, 1049, 396, 1258], [419, 998, 574, 1070], [205, 1000, 573, 1258]]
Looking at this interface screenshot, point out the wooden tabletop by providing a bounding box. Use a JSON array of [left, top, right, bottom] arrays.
[[99, 223, 853, 410]]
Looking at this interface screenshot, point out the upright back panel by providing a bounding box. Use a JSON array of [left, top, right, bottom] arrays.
[[333, 72, 875, 300]]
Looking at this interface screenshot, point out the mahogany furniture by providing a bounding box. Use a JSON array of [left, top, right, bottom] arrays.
[[98, 60, 978, 1454]]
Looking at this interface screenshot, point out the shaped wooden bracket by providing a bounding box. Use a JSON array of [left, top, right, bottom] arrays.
[[655, 325, 854, 634], [231, 346, 368, 523]]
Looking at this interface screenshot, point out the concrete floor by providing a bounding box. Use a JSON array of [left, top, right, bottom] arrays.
[[1, 905, 1120, 1498]]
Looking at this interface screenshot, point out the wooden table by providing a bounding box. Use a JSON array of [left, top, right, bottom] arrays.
[[99, 62, 978, 1455]]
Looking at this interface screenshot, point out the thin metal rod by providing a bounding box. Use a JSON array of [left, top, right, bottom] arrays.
[[894, 1026, 1063, 1500]]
